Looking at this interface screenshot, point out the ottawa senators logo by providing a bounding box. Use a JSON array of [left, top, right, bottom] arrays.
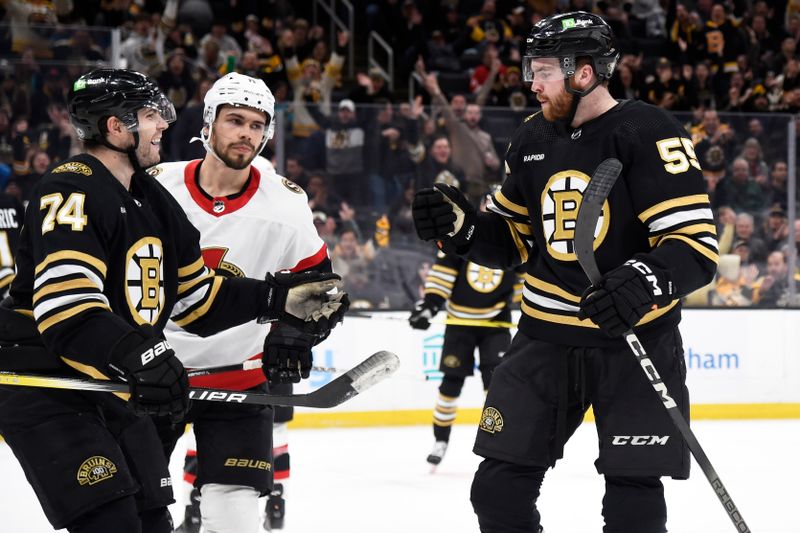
[[202, 247, 245, 278], [77, 456, 117, 486], [466, 262, 503, 293], [282, 177, 304, 194], [541, 170, 610, 262], [125, 237, 165, 325]]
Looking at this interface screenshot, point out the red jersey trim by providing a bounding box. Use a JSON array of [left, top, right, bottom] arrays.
[[188, 353, 266, 390], [183, 159, 262, 217], [290, 243, 329, 272]]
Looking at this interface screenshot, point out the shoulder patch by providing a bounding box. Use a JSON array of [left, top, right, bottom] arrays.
[[52, 162, 92, 176], [146, 166, 163, 177], [282, 177, 303, 194]]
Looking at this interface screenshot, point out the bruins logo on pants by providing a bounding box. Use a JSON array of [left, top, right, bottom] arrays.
[[479, 407, 504, 434], [77, 456, 117, 486], [125, 237, 165, 325]]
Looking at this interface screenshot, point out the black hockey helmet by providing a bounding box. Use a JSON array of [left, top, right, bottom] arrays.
[[68, 68, 176, 142], [523, 11, 618, 84]]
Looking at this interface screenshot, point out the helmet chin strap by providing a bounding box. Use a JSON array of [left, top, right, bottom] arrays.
[[100, 131, 145, 172], [190, 124, 226, 164], [557, 74, 602, 132]]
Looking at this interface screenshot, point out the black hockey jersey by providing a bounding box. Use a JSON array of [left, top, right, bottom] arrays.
[[9, 154, 268, 377], [423, 251, 522, 324], [473, 99, 717, 345], [0, 192, 23, 298]]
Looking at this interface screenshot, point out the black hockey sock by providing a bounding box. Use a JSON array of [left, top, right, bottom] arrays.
[[68, 496, 141, 533], [433, 375, 465, 442], [470, 458, 546, 533], [602, 475, 666, 533]]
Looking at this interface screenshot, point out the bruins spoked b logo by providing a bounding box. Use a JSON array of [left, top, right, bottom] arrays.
[[125, 237, 165, 325], [466, 262, 504, 293], [77, 456, 117, 486], [541, 170, 610, 261], [479, 407, 504, 434]]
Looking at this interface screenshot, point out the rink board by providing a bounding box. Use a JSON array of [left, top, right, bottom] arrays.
[[292, 309, 800, 428]]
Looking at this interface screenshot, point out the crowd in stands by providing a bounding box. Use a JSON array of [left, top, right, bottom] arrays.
[[2, 0, 800, 309]]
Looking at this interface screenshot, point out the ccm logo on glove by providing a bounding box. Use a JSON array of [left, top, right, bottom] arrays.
[[625, 259, 671, 301], [141, 340, 172, 366]]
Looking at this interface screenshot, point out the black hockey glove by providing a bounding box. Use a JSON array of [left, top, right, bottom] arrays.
[[578, 259, 674, 337], [412, 184, 477, 255], [258, 271, 349, 336], [108, 335, 190, 422], [263, 326, 316, 384], [409, 299, 439, 330]]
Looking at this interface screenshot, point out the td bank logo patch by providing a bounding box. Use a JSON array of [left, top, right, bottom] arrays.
[[77, 456, 117, 486], [479, 407, 504, 434]]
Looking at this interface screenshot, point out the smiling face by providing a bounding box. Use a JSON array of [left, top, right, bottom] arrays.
[[210, 105, 268, 170], [133, 106, 169, 168]]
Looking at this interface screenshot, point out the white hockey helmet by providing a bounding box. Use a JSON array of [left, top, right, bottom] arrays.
[[198, 72, 276, 161]]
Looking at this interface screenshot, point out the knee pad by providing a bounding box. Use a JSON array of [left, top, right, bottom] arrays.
[[200, 483, 261, 533], [471, 458, 546, 532], [439, 375, 466, 398], [68, 496, 140, 533], [602, 476, 666, 533]]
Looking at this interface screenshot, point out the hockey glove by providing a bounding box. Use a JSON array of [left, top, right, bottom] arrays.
[[412, 184, 477, 255], [577, 259, 674, 337], [108, 335, 190, 422], [263, 325, 316, 384], [409, 299, 439, 330], [258, 271, 349, 335]]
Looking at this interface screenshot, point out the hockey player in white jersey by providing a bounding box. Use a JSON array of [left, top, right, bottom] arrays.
[[152, 72, 335, 533]]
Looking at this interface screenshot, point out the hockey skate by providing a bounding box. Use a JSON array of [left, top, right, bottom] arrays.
[[426, 440, 448, 466], [175, 488, 201, 533], [264, 483, 285, 530]]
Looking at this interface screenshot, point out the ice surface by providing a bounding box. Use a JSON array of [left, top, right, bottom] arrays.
[[1, 419, 796, 532]]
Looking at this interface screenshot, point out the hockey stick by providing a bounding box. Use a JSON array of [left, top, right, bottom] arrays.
[[188, 360, 432, 382], [574, 158, 750, 533], [348, 313, 517, 329], [0, 351, 400, 409]]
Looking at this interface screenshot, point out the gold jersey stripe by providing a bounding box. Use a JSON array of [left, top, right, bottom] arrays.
[[38, 301, 111, 333], [511, 220, 534, 236], [638, 194, 710, 223], [658, 234, 719, 265], [521, 299, 679, 328], [0, 273, 13, 290], [15, 308, 33, 318], [173, 276, 223, 327], [504, 219, 529, 263], [178, 256, 206, 278], [424, 287, 451, 300], [61, 357, 130, 401], [177, 271, 215, 296], [448, 300, 506, 314], [494, 190, 529, 216], [35, 250, 107, 277], [33, 278, 99, 305], [523, 274, 582, 303], [431, 264, 458, 276]]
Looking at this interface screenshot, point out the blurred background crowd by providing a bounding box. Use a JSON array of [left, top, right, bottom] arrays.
[[1, 0, 800, 309]]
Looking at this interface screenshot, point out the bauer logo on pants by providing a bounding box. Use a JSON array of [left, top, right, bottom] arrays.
[[479, 407, 504, 434], [77, 456, 117, 486]]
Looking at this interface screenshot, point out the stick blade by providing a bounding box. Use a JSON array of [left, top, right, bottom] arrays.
[[301, 350, 400, 408], [574, 158, 623, 285]]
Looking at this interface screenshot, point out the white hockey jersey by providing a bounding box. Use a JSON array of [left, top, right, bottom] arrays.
[[152, 156, 328, 389]]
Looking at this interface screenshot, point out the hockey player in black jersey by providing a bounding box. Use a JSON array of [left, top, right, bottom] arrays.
[[412, 12, 718, 533], [410, 195, 521, 467], [0, 69, 348, 533], [0, 191, 23, 298]]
